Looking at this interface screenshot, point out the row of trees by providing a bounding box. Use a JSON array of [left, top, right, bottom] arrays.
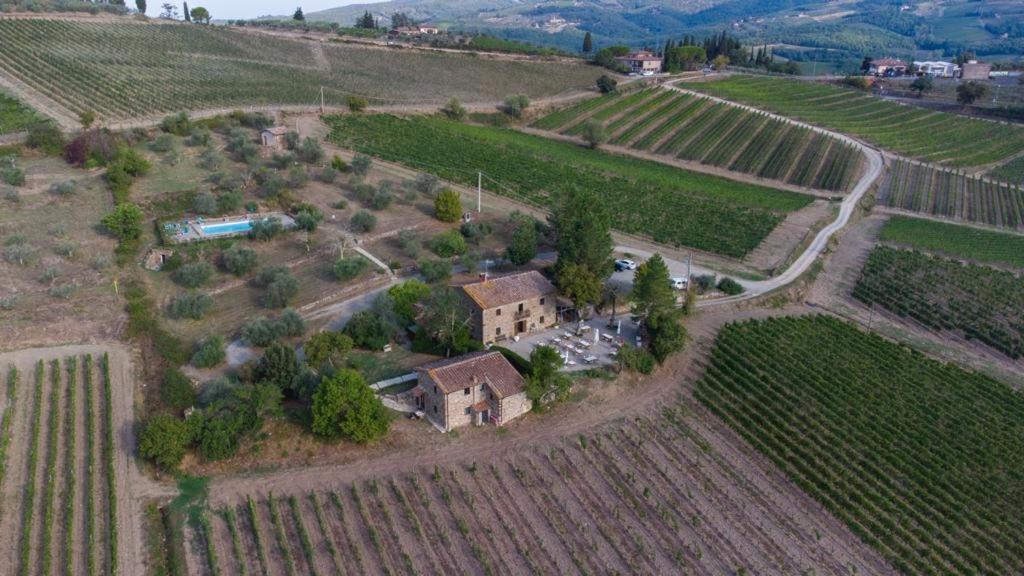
[[151, 1, 210, 23]]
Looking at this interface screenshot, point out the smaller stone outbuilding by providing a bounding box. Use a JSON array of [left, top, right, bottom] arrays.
[[461, 270, 557, 345], [260, 126, 289, 149], [959, 60, 992, 81], [414, 351, 531, 432]]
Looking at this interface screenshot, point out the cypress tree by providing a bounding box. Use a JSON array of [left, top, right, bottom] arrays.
[[183, 1, 190, 21], [582, 31, 593, 53]]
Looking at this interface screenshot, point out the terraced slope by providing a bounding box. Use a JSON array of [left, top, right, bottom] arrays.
[[534, 88, 864, 192], [0, 18, 599, 122], [688, 75, 1024, 168]]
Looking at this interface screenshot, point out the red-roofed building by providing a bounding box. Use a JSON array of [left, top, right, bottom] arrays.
[[414, 351, 531, 431], [460, 270, 557, 345], [869, 58, 908, 77]]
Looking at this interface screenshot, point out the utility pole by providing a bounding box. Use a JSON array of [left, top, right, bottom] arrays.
[[686, 252, 692, 280], [477, 171, 482, 213], [320, 86, 325, 113]]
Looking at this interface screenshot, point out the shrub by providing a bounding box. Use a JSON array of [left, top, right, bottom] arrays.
[[304, 331, 353, 368], [346, 95, 369, 112], [138, 414, 191, 471], [63, 129, 118, 166], [413, 173, 441, 197], [256, 342, 301, 394], [271, 151, 296, 169], [596, 74, 618, 94], [646, 312, 686, 364], [716, 277, 744, 295], [459, 221, 491, 244], [350, 154, 371, 177], [430, 229, 467, 257], [191, 336, 226, 368], [349, 210, 376, 233], [369, 183, 393, 210], [48, 283, 76, 300], [217, 189, 243, 213], [434, 188, 462, 222], [149, 133, 175, 153], [197, 415, 239, 461], [397, 230, 421, 258], [343, 306, 397, 350], [311, 369, 389, 442], [199, 146, 222, 170], [332, 255, 368, 281], [330, 155, 347, 172], [298, 137, 324, 164], [160, 111, 193, 136], [617, 344, 655, 374], [192, 190, 218, 215], [242, 317, 281, 347], [168, 292, 213, 320], [187, 128, 212, 147], [276, 308, 306, 338], [161, 368, 197, 414], [25, 123, 65, 155], [284, 131, 300, 150], [249, 217, 283, 241], [441, 97, 467, 121], [221, 245, 258, 276], [387, 280, 430, 324], [49, 180, 76, 196], [101, 203, 144, 241], [254, 267, 299, 308], [319, 166, 338, 183], [293, 204, 323, 232], [287, 165, 309, 188], [502, 94, 530, 118], [173, 261, 214, 288], [693, 274, 716, 294], [418, 258, 452, 283]]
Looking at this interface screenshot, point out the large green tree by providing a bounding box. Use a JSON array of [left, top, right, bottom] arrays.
[[434, 188, 462, 222], [304, 331, 353, 369], [189, 5, 209, 23], [646, 311, 686, 363], [557, 262, 602, 315], [256, 342, 301, 396], [101, 203, 145, 241], [388, 279, 431, 324], [526, 345, 571, 406], [138, 414, 192, 471], [418, 287, 476, 357], [506, 219, 538, 266], [631, 254, 675, 320], [582, 31, 593, 53], [957, 81, 989, 106], [550, 187, 613, 279], [311, 369, 389, 442]]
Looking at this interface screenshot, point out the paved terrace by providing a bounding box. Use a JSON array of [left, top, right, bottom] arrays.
[[502, 316, 640, 372]]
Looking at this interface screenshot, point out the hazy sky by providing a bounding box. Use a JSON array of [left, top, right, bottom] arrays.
[[176, 0, 369, 20]]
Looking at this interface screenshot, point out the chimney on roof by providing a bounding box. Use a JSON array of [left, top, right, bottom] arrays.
[[479, 272, 488, 283]]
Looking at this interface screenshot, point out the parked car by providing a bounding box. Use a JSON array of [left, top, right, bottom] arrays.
[[615, 259, 637, 271], [670, 277, 688, 290]]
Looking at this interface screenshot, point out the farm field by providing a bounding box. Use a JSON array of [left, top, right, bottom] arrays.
[[0, 18, 600, 122], [534, 88, 864, 192], [183, 399, 893, 575], [0, 347, 127, 576], [695, 315, 1024, 575], [687, 75, 1024, 168], [879, 215, 1024, 269], [988, 155, 1024, 187], [0, 93, 40, 135], [853, 246, 1024, 359], [879, 159, 1024, 229], [325, 113, 815, 258]]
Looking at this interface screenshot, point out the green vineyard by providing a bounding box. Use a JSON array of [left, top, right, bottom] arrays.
[[988, 155, 1024, 187], [880, 159, 1024, 229], [326, 113, 814, 258], [695, 315, 1024, 575], [689, 75, 1024, 168], [0, 19, 598, 121], [534, 88, 863, 192], [853, 246, 1024, 358], [879, 215, 1024, 269]]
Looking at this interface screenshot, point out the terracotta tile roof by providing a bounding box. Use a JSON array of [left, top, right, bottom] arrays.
[[461, 271, 555, 310], [263, 126, 288, 135], [472, 400, 490, 412], [874, 58, 906, 66], [416, 351, 525, 399]]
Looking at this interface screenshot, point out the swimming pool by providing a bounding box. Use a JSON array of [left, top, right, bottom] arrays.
[[199, 220, 254, 236]]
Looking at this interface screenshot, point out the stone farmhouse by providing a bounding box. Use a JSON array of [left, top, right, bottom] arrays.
[[616, 51, 663, 75], [869, 58, 908, 76], [413, 351, 531, 431], [460, 270, 557, 345]]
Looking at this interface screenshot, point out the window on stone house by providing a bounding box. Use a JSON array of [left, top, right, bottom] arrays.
[[433, 405, 437, 413], [479, 384, 484, 391], [540, 297, 545, 305], [464, 387, 470, 395], [518, 303, 524, 312], [540, 316, 545, 324], [496, 327, 501, 335], [496, 308, 502, 316], [433, 386, 437, 394], [464, 407, 471, 415]]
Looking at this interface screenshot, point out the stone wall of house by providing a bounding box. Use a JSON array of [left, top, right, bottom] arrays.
[[498, 392, 531, 426], [420, 373, 492, 431], [474, 295, 557, 344]]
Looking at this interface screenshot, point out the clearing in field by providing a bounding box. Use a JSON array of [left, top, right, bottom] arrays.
[[687, 75, 1024, 168], [325, 113, 814, 258], [879, 158, 1024, 229], [696, 315, 1024, 575], [0, 18, 600, 123], [534, 87, 864, 192], [852, 245, 1024, 359], [182, 398, 893, 575], [878, 215, 1024, 269], [0, 346, 130, 576]]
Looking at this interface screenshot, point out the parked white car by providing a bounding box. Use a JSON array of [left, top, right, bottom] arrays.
[[615, 259, 637, 271], [670, 277, 688, 290]]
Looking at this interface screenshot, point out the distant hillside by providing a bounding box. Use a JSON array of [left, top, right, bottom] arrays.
[[308, 0, 1024, 67]]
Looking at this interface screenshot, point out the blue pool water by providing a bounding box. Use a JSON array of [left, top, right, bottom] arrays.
[[199, 220, 254, 236]]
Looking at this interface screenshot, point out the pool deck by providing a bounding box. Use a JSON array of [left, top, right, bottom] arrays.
[[165, 212, 296, 243]]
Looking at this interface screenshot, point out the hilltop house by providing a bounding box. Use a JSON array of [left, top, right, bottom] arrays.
[[390, 24, 440, 36], [260, 126, 288, 149], [460, 270, 557, 345], [616, 51, 663, 75], [913, 60, 957, 78], [869, 58, 907, 76], [413, 351, 531, 431]]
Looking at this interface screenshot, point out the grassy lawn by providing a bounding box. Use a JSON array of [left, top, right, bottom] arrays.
[[325, 113, 813, 258], [0, 93, 41, 134], [879, 215, 1024, 269]]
